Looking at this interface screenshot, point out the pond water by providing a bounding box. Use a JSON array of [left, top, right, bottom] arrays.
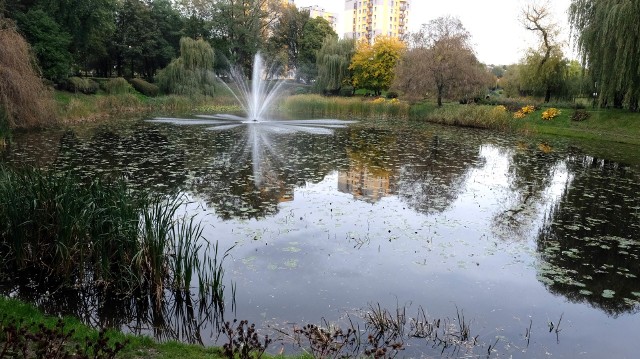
[[1, 116, 639, 358]]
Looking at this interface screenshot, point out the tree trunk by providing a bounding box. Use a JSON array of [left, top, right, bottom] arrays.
[[614, 92, 624, 109], [437, 85, 444, 107], [544, 87, 551, 103]]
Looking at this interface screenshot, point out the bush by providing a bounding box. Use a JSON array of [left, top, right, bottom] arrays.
[[63, 76, 99, 94], [293, 86, 309, 95], [102, 77, 133, 94], [339, 86, 354, 97], [129, 78, 159, 97], [571, 109, 590, 122], [386, 91, 399, 99], [541, 107, 561, 120]]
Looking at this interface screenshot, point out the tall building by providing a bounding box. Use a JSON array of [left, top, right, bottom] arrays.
[[300, 5, 338, 32], [344, 0, 410, 43]]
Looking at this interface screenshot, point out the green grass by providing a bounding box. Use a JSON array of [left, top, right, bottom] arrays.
[[512, 107, 640, 145], [54, 91, 240, 123], [0, 296, 224, 359], [280, 94, 410, 120]]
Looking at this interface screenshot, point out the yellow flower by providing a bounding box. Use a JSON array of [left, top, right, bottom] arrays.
[[513, 110, 526, 119], [521, 105, 535, 114], [372, 97, 385, 104], [542, 108, 560, 120]]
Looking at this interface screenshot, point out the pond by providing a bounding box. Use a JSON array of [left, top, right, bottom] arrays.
[[1, 116, 639, 358]]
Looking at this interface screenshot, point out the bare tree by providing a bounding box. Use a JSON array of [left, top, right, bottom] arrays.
[[393, 16, 491, 106], [521, 1, 561, 70]]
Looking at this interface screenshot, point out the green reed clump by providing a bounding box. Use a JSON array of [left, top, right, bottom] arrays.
[[415, 104, 512, 131], [281, 94, 410, 120], [0, 166, 227, 298]]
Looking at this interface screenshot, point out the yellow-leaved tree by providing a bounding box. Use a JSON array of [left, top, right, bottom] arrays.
[[349, 37, 405, 96]]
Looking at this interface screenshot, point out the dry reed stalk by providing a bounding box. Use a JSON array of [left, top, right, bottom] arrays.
[[0, 19, 56, 129]]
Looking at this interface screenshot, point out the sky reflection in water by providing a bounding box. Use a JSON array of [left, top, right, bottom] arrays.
[[1, 118, 639, 358]]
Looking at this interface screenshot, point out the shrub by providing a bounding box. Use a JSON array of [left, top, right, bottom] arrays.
[[571, 109, 590, 122], [386, 91, 399, 99], [541, 107, 561, 120], [64, 76, 99, 94], [293, 86, 309, 95], [102, 77, 133, 94], [339, 86, 354, 97], [129, 78, 159, 97]]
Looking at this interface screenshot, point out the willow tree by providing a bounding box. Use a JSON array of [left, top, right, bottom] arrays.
[[0, 18, 56, 132], [315, 37, 355, 95], [569, 0, 640, 110], [155, 37, 216, 96]]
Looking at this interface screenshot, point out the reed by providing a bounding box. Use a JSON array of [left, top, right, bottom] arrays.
[[414, 104, 513, 131], [0, 166, 230, 307], [281, 94, 410, 120]]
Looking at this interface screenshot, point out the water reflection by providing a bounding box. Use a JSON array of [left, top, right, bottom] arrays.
[[536, 155, 640, 316], [2, 120, 640, 357]]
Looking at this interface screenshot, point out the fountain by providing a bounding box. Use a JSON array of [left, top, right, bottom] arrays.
[[149, 53, 356, 185]]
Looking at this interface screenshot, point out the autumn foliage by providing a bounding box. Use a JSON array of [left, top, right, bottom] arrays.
[[349, 37, 406, 96], [0, 19, 56, 129]]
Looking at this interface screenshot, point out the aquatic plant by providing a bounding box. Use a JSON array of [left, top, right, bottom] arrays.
[[281, 94, 410, 120], [222, 319, 272, 359], [0, 166, 229, 301]]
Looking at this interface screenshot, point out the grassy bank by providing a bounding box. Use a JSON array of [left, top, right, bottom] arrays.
[[0, 296, 224, 359], [280, 94, 410, 120], [55, 91, 241, 124], [511, 107, 640, 145]]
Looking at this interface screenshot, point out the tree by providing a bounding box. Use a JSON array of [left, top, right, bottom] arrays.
[[36, 0, 117, 75], [208, 0, 284, 76], [0, 18, 56, 129], [263, 4, 308, 79], [155, 37, 216, 96], [393, 17, 491, 106], [518, 47, 568, 100], [349, 37, 405, 96], [14, 8, 72, 82], [521, 1, 565, 102], [569, 0, 640, 111], [315, 37, 355, 95], [298, 16, 336, 83], [113, 0, 171, 78]]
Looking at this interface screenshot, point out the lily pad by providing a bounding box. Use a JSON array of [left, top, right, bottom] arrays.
[[601, 289, 616, 298]]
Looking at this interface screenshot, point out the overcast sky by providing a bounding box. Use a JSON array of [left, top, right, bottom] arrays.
[[294, 0, 574, 65]]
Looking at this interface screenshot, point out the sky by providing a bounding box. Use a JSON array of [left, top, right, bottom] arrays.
[[293, 0, 574, 65]]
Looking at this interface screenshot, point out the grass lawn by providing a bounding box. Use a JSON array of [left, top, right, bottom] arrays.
[[513, 107, 640, 145], [0, 296, 224, 359]]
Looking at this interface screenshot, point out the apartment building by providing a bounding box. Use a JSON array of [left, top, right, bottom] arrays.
[[344, 0, 410, 43], [300, 5, 338, 32]]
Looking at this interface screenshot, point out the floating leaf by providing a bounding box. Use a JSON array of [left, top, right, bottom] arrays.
[[601, 290, 616, 298]]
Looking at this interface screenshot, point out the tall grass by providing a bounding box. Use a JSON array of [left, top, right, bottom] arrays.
[[0, 166, 230, 302], [281, 94, 410, 120], [56, 92, 212, 123], [412, 103, 513, 131]]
